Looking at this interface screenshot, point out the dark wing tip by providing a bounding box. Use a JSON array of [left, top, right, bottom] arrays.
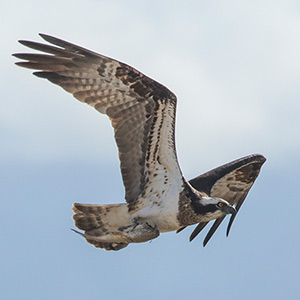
[[203, 217, 225, 246], [12, 53, 26, 59], [176, 226, 187, 234], [203, 237, 209, 247], [33, 71, 50, 78], [253, 153, 267, 165], [18, 39, 33, 47], [39, 33, 50, 38], [189, 222, 208, 242], [37, 33, 101, 58], [14, 61, 33, 68], [39, 33, 55, 40], [38, 33, 72, 50]]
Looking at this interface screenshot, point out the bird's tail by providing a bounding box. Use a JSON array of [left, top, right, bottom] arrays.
[[72, 203, 131, 251]]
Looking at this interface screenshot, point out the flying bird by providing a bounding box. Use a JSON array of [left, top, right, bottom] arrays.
[[14, 34, 266, 251]]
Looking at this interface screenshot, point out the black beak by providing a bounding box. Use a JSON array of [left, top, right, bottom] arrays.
[[224, 205, 236, 215]]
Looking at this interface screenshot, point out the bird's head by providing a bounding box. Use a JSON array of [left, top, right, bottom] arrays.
[[193, 196, 236, 222]]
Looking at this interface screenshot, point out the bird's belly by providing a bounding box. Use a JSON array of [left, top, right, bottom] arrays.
[[150, 213, 180, 232], [131, 197, 181, 232]]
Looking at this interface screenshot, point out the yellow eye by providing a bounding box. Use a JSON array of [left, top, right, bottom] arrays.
[[218, 202, 224, 208]]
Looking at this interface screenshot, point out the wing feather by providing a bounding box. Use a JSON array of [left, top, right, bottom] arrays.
[[187, 154, 266, 245], [14, 34, 182, 203]]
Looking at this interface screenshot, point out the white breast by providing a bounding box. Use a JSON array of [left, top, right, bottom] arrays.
[[132, 181, 183, 232]]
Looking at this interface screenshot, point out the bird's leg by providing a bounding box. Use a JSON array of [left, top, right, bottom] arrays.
[[130, 217, 140, 230]]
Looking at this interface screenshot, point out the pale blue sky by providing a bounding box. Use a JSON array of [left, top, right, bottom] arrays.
[[1, 1, 300, 299]]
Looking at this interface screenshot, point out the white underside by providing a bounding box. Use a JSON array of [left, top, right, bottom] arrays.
[[131, 183, 183, 233]]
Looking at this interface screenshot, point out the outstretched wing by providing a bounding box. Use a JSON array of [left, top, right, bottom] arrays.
[[14, 34, 182, 204], [183, 154, 266, 246]]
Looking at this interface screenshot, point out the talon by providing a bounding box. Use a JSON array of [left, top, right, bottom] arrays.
[[145, 222, 156, 230], [117, 221, 160, 243]]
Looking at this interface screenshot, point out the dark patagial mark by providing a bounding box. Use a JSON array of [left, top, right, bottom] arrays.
[[115, 65, 176, 102]]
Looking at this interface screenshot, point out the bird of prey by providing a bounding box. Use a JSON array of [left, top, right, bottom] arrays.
[[14, 34, 266, 251]]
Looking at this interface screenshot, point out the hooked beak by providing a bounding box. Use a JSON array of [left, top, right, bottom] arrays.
[[224, 205, 236, 215], [226, 206, 237, 237]]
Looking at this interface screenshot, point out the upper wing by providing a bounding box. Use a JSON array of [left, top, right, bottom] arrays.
[[185, 154, 266, 246], [14, 34, 182, 204]]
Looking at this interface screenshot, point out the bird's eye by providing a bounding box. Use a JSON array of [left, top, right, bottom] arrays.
[[217, 202, 224, 208]]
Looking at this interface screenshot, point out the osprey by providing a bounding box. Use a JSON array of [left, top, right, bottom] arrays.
[[14, 34, 266, 251]]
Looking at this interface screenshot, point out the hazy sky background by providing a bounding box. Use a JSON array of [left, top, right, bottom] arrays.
[[1, 1, 300, 299]]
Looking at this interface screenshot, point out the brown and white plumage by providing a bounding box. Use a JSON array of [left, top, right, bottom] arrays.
[[15, 34, 181, 205], [14, 34, 266, 251]]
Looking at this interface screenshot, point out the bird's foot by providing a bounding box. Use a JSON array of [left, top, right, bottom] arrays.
[[118, 220, 159, 243]]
